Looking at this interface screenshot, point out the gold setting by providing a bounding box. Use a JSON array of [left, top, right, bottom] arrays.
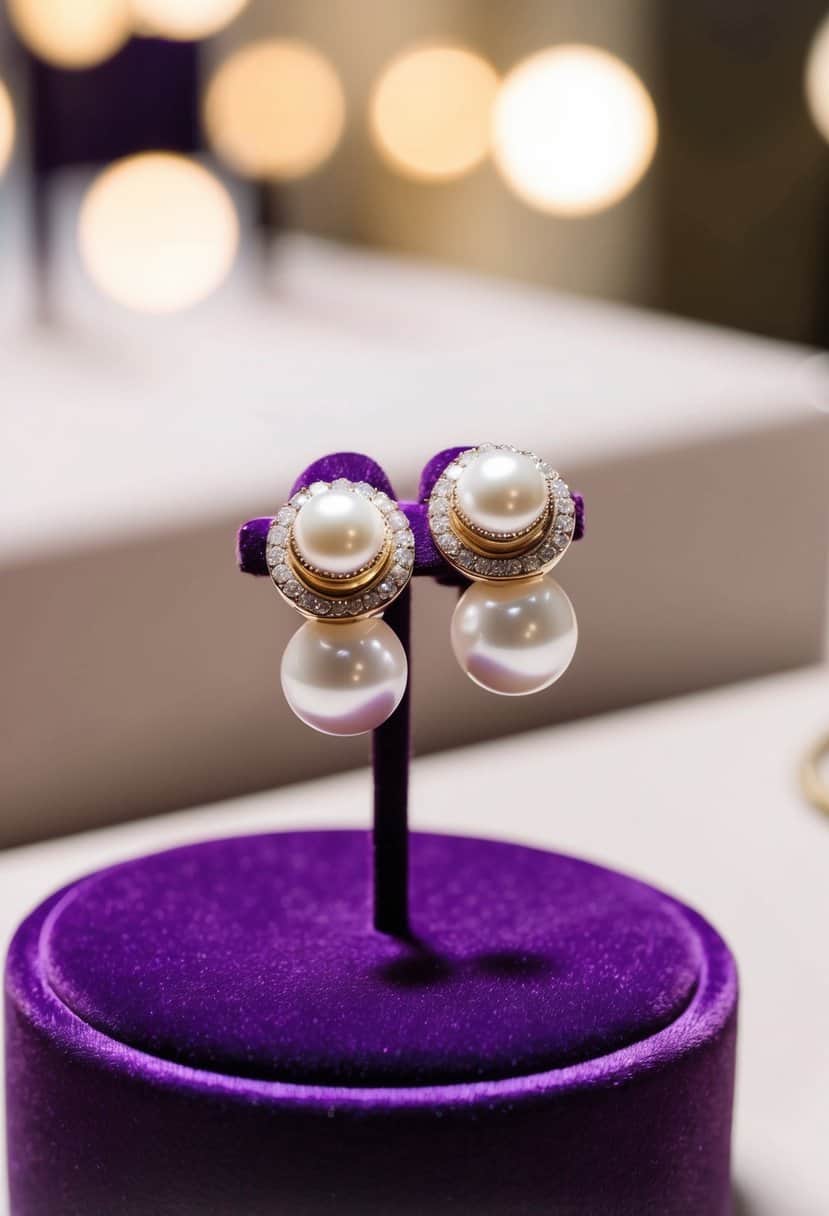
[[287, 532, 393, 596], [450, 493, 553, 557], [427, 444, 576, 582], [266, 480, 415, 622]]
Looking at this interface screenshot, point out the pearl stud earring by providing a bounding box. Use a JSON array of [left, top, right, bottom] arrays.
[[267, 479, 415, 735], [427, 444, 578, 695]]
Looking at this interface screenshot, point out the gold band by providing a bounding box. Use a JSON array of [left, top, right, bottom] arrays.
[[287, 534, 393, 597], [450, 502, 552, 557], [800, 732, 829, 818]]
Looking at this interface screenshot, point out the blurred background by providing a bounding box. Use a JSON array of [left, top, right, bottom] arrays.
[[1, 1, 826, 328], [5, 0, 829, 333], [1, 0, 829, 846]]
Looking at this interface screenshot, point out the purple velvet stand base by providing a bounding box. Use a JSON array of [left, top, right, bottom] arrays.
[[5, 830, 737, 1215]]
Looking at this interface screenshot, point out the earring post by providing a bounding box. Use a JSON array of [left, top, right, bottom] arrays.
[[371, 585, 411, 937]]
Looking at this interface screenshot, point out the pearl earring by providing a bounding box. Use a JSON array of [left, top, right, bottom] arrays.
[[427, 444, 578, 695], [267, 479, 415, 735]]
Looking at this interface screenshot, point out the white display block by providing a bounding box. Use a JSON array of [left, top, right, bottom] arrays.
[[1, 666, 827, 1214], [1, 222, 828, 842]]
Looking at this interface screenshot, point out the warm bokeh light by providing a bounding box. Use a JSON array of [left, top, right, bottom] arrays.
[[805, 15, 829, 143], [492, 45, 658, 216], [204, 39, 345, 180], [78, 153, 239, 313], [7, 0, 131, 70], [370, 44, 498, 182], [0, 81, 14, 178], [131, 0, 248, 42]]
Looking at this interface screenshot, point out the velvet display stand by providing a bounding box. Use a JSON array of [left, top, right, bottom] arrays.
[[5, 452, 738, 1216]]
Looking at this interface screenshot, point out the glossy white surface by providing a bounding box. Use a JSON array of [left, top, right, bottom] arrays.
[[451, 574, 578, 694], [455, 449, 547, 536], [292, 489, 386, 576], [281, 618, 407, 735]]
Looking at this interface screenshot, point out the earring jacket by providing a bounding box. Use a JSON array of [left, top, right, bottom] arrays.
[[427, 444, 579, 696], [266, 478, 415, 736]]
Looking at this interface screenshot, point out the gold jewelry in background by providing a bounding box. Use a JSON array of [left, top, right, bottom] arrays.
[[800, 733, 829, 817]]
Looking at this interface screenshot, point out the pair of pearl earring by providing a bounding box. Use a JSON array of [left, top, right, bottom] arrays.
[[266, 445, 578, 736]]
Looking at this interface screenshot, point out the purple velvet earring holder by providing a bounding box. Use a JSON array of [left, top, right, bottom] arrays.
[[4, 452, 737, 1216]]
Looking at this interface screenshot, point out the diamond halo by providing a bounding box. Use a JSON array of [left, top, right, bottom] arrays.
[[427, 444, 576, 581], [267, 480, 415, 620]]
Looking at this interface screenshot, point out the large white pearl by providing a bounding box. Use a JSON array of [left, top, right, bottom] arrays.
[[456, 450, 547, 536], [293, 490, 386, 576], [451, 574, 577, 695], [282, 618, 407, 735]]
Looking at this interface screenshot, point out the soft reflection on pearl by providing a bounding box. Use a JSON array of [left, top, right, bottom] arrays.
[[293, 490, 386, 576], [456, 450, 548, 535], [282, 619, 407, 735], [451, 574, 577, 695]]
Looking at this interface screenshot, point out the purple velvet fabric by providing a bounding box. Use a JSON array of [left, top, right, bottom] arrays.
[[236, 449, 585, 578], [39, 833, 700, 1086], [289, 452, 397, 501], [5, 831, 737, 1215]]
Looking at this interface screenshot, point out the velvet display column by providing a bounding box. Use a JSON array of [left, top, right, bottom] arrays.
[[371, 585, 411, 936]]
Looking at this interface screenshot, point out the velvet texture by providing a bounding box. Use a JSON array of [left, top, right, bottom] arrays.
[[235, 448, 585, 579], [5, 831, 737, 1215], [37, 834, 702, 1086]]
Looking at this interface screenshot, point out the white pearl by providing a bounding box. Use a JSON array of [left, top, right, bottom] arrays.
[[451, 574, 577, 695], [293, 489, 386, 576], [456, 450, 547, 536], [282, 619, 407, 735]]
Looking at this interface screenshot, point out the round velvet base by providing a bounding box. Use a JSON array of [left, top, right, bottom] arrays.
[[5, 831, 738, 1216]]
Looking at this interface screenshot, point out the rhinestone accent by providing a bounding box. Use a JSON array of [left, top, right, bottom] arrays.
[[266, 480, 415, 619], [426, 443, 576, 580]]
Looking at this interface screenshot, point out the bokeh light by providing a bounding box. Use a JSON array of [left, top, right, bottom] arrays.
[[805, 15, 829, 143], [204, 39, 345, 180], [370, 44, 498, 182], [78, 153, 239, 313], [492, 45, 658, 216], [131, 0, 248, 42], [0, 81, 14, 178], [7, 0, 131, 70]]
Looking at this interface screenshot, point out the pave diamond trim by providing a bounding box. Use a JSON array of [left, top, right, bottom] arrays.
[[267, 481, 414, 619], [427, 444, 576, 581]]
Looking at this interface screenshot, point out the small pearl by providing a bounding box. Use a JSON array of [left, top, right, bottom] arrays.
[[293, 489, 386, 576], [451, 574, 577, 695], [456, 450, 547, 536], [282, 619, 407, 735]]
